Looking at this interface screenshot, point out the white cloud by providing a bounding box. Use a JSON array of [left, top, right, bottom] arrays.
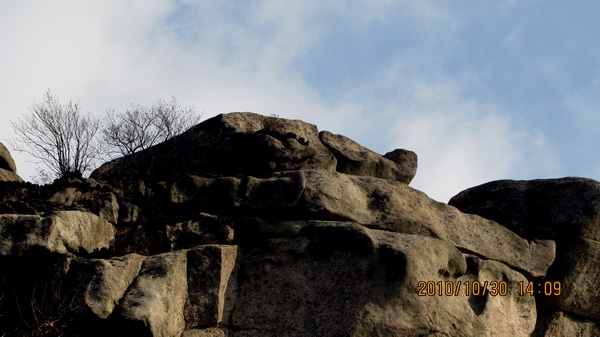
[[0, 0, 577, 202], [382, 78, 558, 202], [0, 0, 363, 180]]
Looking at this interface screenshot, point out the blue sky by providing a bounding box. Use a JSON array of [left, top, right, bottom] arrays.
[[1, 1, 599, 202]]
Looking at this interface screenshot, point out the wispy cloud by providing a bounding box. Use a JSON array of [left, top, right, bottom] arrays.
[[0, 0, 595, 202]]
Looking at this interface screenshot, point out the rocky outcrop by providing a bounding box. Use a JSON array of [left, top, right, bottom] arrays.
[[169, 170, 554, 277], [92, 112, 416, 184], [0, 142, 22, 182], [0, 112, 591, 336], [449, 178, 600, 334]]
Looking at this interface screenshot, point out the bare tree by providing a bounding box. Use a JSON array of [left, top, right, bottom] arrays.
[[11, 90, 100, 180], [101, 96, 201, 158]]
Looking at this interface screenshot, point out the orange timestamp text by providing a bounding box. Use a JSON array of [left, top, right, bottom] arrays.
[[417, 280, 561, 297]]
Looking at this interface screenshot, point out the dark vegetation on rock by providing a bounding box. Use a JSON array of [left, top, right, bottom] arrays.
[[0, 112, 597, 336]]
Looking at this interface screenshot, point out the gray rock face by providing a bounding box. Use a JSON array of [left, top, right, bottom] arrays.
[[115, 250, 188, 337], [70, 253, 147, 319], [170, 170, 555, 277], [449, 177, 600, 241], [185, 245, 238, 329], [51, 187, 120, 224], [449, 177, 600, 326], [2, 113, 596, 336], [181, 328, 226, 337], [230, 221, 535, 337], [0, 168, 23, 182], [0, 210, 115, 256], [0, 142, 22, 182]]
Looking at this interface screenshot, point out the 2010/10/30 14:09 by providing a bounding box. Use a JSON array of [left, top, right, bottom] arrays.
[[417, 280, 561, 297]]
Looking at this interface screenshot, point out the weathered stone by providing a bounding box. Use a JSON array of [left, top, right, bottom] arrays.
[[185, 245, 238, 328], [70, 253, 146, 319], [166, 214, 234, 250], [449, 178, 600, 319], [0, 211, 115, 256], [0, 168, 22, 182], [115, 250, 188, 337], [51, 188, 119, 224], [50, 187, 79, 206], [534, 310, 600, 337], [319, 131, 417, 183], [540, 237, 600, 319], [383, 148, 418, 183], [172, 170, 554, 277], [0, 142, 17, 173], [230, 221, 536, 337], [448, 177, 600, 241], [91, 112, 337, 181]]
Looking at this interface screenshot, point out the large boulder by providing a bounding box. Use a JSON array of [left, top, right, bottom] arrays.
[[185, 245, 238, 329], [114, 250, 188, 337], [319, 131, 417, 184], [92, 112, 337, 181], [92, 112, 417, 184], [0, 142, 22, 182], [383, 148, 418, 183], [449, 178, 600, 320], [109, 246, 236, 337], [8, 113, 597, 336], [448, 177, 600, 241], [69, 253, 147, 319]]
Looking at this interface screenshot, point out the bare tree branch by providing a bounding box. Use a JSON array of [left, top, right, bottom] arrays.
[[10, 90, 100, 181], [101, 96, 201, 159]]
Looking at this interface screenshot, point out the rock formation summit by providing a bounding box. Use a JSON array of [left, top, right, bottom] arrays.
[[0, 112, 595, 336]]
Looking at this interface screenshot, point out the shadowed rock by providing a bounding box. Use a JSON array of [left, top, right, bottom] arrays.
[[450, 178, 600, 321], [92, 112, 417, 184], [92, 112, 337, 181]]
